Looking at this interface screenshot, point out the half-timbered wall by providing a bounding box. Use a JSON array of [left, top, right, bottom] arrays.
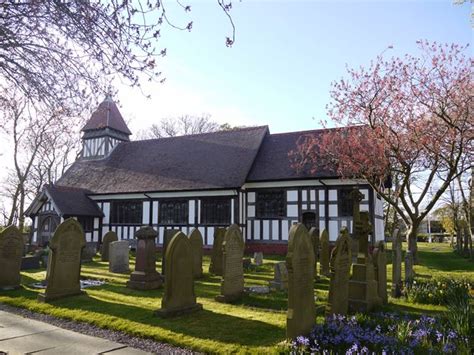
[[82, 136, 123, 159]]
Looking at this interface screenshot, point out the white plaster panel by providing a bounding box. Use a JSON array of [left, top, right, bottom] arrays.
[[93, 218, 99, 229], [361, 189, 369, 201], [329, 221, 338, 241], [102, 203, 110, 224], [281, 220, 289, 241], [159, 227, 164, 244], [117, 227, 122, 240], [287, 205, 298, 218], [231, 199, 235, 224], [254, 221, 260, 240], [189, 200, 195, 224], [319, 221, 326, 234], [86, 232, 92, 242], [152, 201, 159, 224], [329, 190, 338, 201], [375, 219, 385, 241], [329, 204, 338, 217], [319, 205, 325, 217], [341, 220, 347, 228], [248, 192, 256, 203], [247, 205, 255, 218], [302, 192, 307, 202], [142, 201, 150, 225], [102, 227, 109, 236], [287, 190, 298, 202], [272, 220, 279, 240], [198, 227, 206, 242], [207, 227, 215, 245], [263, 220, 270, 240], [360, 204, 370, 212], [247, 221, 251, 240], [123, 227, 128, 240], [93, 231, 98, 241], [310, 190, 316, 202], [197, 200, 201, 223], [310, 204, 316, 210]]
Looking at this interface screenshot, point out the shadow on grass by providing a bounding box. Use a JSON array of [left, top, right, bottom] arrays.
[[381, 301, 445, 316], [50, 293, 284, 347], [418, 249, 474, 274]]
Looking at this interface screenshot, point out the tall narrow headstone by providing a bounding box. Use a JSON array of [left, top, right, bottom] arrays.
[[215, 225, 244, 303], [268, 261, 288, 291], [0, 226, 24, 290], [405, 250, 414, 286], [188, 228, 203, 278], [156, 232, 203, 317], [162, 229, 180, 274], [309, 227, 319, 279], [37, 218, 86, 302], [319, 229, 330, 277], [349, 188, 364, 262], [286, 224, 315, 339], [391, 229, 403, 298], [127, 227, 162, 290], [109, 241, 130, 273], [209, 227, 226, 275], [253, 252, 264, 266], [101, 231, 118, 262], [373, 241, 388, 304], [327, 228, 352, 315]]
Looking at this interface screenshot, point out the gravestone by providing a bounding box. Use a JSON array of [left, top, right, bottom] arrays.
[[405, 250, 414, 286], [101, 231, 118, 262], [127, 227, 162, 290], [286, 224, 315, 339], [391, 229, 403, 297], [349, 188, 365, 262], [188, 228, 203, 278], [156, 232, 203, 317], [162, 229, 180, 274], [309, 227, 319, 279], [373, 241, 388, 304], [109, 241, 130, 273], [209, 227, 226, 275], [81, 242, 97, 263], [319, 229, 330, 276], [348, 212, 382, 312], [327, 228, 352, 315], [0, 225, 24, 290], [37, 218, 86, 302], [253, 252, 263, 266], [268, 261, 288, 291], [215, 225, 245, 303]]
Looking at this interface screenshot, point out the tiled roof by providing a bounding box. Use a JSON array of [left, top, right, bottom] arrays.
[[81, 97, 132, 135], [45, 185, 103, 217]]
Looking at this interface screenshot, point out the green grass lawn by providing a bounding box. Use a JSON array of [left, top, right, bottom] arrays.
[[0, 242, 472, 353]]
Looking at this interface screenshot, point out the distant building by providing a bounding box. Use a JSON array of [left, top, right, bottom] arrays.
[[26, 97, 384, 253]]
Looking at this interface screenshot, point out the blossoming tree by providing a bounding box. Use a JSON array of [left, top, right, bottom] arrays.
[[291, 41, 472, 261]]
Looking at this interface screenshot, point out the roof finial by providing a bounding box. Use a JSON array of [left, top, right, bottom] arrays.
[[104, 86, 114, 102]]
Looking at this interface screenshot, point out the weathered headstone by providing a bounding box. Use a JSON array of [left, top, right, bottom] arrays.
[[209, 227, 226, 275], [81, 242, 97, 263], [156, 232, 203, 317], [162, 229, 180, 274], [215, 225, 244, 303], [327, 228, 352, 315], [109, 241, 130, 273], [319, 229, 330, 276], [348, 212, 382, 312], [268, 261, 288, 291], [101, 231, 118, 262], [253, 252, 263, 266], [309, 227, 319, 279], [0, 226, 24, 290], [391, 229, 403, 298], [127, 227, 162, 290], [349, 188, 365, 263], [405, 250, 414, 286], [188, 228, 203, 278], [373, 241, 388, 304], [37, 218, 86, 302], [286, 224, 315, 339]]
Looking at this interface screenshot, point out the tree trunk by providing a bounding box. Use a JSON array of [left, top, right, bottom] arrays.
[[407, 223, 419, 264]]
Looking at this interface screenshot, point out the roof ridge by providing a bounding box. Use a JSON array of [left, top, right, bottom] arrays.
[[130, 125, 269, 144], [268, 124, 365, 137]]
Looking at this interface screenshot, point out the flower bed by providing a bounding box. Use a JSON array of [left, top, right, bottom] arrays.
[[289, 313, 470, 354], [405, 278, 471, 305]]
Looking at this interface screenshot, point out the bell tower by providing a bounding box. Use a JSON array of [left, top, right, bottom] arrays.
[[81, 96, 131, 159]]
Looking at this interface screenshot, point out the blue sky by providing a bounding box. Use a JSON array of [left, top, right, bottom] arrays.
[[117, 1, 471, 135]]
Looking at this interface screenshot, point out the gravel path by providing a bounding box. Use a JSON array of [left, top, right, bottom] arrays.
[[0, 303, 194, 354]]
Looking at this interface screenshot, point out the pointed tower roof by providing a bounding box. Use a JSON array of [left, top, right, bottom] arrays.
[[81, 96, 132, 135]]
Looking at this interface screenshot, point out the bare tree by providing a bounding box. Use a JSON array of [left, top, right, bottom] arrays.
[[0, 1, 235, 113]]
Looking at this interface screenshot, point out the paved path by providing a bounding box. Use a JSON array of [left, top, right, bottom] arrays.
[[0, 310, 150, 354]]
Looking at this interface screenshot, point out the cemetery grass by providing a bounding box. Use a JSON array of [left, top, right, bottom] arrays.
[[0, 243, 472, 353]]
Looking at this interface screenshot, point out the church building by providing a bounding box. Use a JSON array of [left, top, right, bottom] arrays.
[[26, 97, 385, 253]]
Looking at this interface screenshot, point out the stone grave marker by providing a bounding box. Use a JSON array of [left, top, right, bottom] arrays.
[[319, 228, 330, 276], [309, 227, 319, 279], [156, 232, 203, 317], [268, 261, 288, 291], [405, 250, 414, 286], [81, 242, 97, 263], [391, 228, 403, 297], [37, 218, 86, 302], [209, 227, 226, 275], [374, 241, 388, 304], [188, 228, 203, 278], [215, 225, 244, 303], [327, 228, 352, 315], [101, 231, 118, 262], [349, 188, 365, 263], [253, 252, 263, 266], [109, 241, 130, 273], [0, 225, 24, 290], [286, 224, 315, 339], [162, 229, 180, 274], [127, 226, 162, 290]]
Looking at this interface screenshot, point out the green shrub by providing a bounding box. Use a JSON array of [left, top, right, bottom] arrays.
[[405, 278, 472, 305]]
